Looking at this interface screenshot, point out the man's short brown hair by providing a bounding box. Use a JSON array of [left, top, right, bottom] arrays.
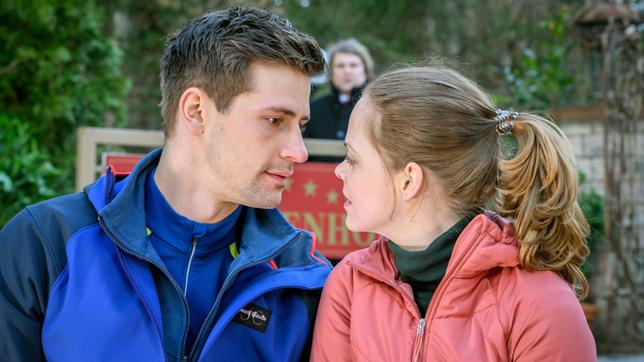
[[159, 6, 325, 137]]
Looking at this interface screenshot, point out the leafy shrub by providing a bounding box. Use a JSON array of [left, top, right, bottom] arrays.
[[578, 173, 605, 283], [0, 0, 129, 226], [0, 114, 63, 225], [502, 7, 576, 109]]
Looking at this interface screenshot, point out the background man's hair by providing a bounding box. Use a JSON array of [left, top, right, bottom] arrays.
[[327, 38, 375, 80], [159, 6, 325, 137]]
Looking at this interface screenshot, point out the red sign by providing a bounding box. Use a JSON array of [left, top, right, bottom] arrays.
[[102, 153, 146, 177], [280, 162, 374, 260], [101, 153, 372, 260]]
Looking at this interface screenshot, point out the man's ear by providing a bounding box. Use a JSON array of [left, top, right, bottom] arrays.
[[177, 87, 209, 135], [398, 162, 425, 201]]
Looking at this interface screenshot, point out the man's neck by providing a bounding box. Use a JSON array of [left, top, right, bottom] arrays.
[[154, 146, 238, 224]]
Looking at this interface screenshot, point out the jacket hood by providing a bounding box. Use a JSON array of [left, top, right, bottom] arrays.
[[346, 212, 519, 283]]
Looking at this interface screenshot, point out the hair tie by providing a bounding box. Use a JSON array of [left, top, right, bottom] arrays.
[[494, 109, 518, 135]]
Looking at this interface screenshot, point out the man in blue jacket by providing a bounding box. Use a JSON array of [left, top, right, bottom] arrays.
[[0, 7, 331, 361]]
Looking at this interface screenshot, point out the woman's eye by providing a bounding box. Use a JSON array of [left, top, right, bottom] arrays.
[[344, 155, 354, 165]]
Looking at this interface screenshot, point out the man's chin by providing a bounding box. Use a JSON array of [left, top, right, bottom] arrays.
[[244, 194, 282, 209]]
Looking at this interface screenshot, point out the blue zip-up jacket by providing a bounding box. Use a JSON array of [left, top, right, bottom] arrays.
[[0, 148, 332, 361], [145, 168, 243, 353]]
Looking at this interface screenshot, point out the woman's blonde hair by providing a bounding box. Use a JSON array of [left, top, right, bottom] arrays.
[[363, 66, 590, 298]]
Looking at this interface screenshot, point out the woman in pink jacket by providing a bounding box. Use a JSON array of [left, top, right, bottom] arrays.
[[311, 66, 596, 361]]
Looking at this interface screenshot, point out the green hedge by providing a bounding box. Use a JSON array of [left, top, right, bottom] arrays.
[[0, 0, 129, 226]]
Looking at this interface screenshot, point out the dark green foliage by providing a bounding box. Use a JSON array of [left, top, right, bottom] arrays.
[[501, 7, 576, 109], [0, 0, 129, 227], [578, 173, 605, 283], [282, 0, 427, 71], [0, 115, 63, 226]]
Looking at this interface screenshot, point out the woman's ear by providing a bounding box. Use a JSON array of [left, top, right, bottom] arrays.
[[177, 87, 208, 135], [398, 162, 425, 201]]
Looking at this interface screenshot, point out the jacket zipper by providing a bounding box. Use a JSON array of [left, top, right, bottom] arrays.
[[183, 237, 198, 296], [98, 216, 192, 360], [352, 268, 427, 361], [349, 241, 473, 361], [413, 318, 426, 362], [420, 236, 480, 352], [187, 233, 305, 361]]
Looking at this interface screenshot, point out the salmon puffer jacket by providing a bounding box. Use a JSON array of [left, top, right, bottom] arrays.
[[311, 212, 596, 362]]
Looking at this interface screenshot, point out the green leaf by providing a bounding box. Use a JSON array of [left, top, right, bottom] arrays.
[[54, 47, 72, 62], [0, 172, 13, 192]]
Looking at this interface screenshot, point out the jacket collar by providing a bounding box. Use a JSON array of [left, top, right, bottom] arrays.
[[85, 148, 323, 267], [145, 168, 242, 256], [330, 83, 365, 105], [347, 212, 520, 284], [451, 212, 519, 277]]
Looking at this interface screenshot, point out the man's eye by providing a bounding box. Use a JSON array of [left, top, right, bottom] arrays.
[[299, 123, 308, 132], [266, 117, 282, 126]]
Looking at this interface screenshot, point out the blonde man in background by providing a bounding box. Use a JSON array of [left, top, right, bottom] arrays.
[[305, 38, 374, 142]]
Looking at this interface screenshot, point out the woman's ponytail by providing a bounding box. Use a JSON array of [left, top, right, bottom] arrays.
[[496, 114, 590, 299], [362, 66, 591, 299]]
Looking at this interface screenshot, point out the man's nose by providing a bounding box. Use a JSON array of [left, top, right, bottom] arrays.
[[281, 128, 308, 163]]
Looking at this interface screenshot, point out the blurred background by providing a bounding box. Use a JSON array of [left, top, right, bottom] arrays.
[[1, 0, 642, 357]]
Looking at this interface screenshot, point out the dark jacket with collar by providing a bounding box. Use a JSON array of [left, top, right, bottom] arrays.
[[0, 148, 331, 361], [305, 84, 364, 141]]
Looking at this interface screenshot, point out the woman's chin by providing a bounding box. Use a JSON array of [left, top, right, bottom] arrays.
[[344, 217, 364, 233]]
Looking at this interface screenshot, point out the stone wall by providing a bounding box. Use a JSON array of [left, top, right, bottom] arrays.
[[557, 108, 607, 195], [556, 108, 643, 226], [557, 107, 644, 245]]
